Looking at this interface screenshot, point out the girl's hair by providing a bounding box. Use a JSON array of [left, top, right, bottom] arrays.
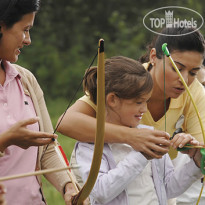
[[139, 27, 205, 68], [0, 0, 40, 37], [83, 56, 153, 104]]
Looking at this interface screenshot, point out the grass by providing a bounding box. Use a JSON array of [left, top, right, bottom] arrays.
[[42, 98, 77, 205]]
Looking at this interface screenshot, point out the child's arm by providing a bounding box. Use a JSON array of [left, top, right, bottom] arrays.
[[158, 153, 201, 200], [163, 134, 202, 198], [75, 142, 148, 204]]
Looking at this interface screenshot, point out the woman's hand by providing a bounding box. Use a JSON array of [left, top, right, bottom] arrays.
[[127, 128, 171, 159], [0, 183, 6, 205], [0, 117, 57, 152]]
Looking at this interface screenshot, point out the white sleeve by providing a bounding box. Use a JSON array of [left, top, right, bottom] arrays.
[[75, 142, 148, 204], [163, 154, 202, 198]]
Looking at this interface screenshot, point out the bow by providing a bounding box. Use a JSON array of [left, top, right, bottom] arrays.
[[71, 39, 105, 205], [162, 43, 205, 204], [40, 39, 104, 199]]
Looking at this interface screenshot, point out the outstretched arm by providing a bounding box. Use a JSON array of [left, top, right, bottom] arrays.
[[57, 100, 170, 159], [0, 117, 57, 152]]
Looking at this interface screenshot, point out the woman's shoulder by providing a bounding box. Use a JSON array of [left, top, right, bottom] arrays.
[[189, 79, 205, 99], [12, 64, 34, 78], [78, 95, 97, 111], [12, 64, 38, 87], [173, 79, 205, 103], [190, 78, 204, 90]]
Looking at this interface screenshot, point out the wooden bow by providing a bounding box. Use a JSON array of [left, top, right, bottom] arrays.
[[71, 39, 105, 205]]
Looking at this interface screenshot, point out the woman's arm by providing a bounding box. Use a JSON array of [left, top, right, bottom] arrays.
[[57, 100, 170, 159]]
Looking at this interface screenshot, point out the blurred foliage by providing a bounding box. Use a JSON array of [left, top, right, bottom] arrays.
[[17, 0, 205, 102]]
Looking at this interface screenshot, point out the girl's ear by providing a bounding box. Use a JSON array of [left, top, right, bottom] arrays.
[[149, 48, 157, 64], [106, 93, 119, 108]]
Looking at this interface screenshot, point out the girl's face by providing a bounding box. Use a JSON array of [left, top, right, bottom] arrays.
[[150, 49, 203, 99], [0, 12, 35, 63], [106, 91, 152, 128]]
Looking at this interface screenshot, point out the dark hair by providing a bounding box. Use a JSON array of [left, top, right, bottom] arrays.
[[139, 27, 205, 66], [0, 0, 40, 37], [83, 56, 153, 104]]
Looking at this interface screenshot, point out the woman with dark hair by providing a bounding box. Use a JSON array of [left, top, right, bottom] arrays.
[[140, 27, 205, 205], [0, 0, 73, 204], [58, 27, 205, 205]]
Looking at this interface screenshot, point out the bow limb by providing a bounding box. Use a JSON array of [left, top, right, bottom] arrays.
[[162, 43, 205, 204], [72, 39, 105, 205]]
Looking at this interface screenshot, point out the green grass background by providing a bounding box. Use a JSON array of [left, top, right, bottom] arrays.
[[42, 98, 77, 204]]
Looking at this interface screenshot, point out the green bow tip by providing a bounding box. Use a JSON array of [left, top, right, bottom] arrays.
[[200, 148, 205, 175], [162, 43, 170, 57]]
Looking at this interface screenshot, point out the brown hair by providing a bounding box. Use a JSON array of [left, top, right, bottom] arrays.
[[83, 56, 153, 104], [139, 27, 205, 71]]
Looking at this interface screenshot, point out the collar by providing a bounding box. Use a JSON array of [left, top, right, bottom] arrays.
[[2, 60, 21, 80]]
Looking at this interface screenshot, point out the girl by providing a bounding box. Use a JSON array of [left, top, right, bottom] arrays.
[[74, 56, 202, 205]]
